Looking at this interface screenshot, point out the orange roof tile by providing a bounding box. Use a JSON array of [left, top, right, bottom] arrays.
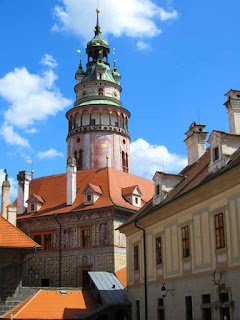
[[84, 183, 102, 194], [115, 266, 127, 288], [0, 216, 40, 248], [27, 193, 45, 204], [17, 168, 154, 220], [2, 290, 97, 319], [122, 185, 138, 196]]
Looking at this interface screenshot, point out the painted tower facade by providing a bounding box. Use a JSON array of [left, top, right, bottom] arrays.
[[66, 10, 131, 173]]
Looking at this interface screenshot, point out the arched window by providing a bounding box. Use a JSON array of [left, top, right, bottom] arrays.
[[126, 153, 129, 173], [98, 88, 104, 96], [122, 151, 126, 172], [79, 149, 83, 170], [74, 151, 78, 166]]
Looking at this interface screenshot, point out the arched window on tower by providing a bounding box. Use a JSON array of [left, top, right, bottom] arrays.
[[126, 153, 129, 173], [98, 88, 104, 96], [74, 151, 78, 167], [78, 149, 83, 170], [122, 151, 126, 172]]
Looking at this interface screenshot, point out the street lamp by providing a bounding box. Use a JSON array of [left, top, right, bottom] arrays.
[[161, 283, 175, 297]]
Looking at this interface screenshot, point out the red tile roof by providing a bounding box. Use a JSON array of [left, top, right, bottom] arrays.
[[122, 185, 138, 196], [16, 168, 154, 220], [115, 266, 127, 288], [0, 216, 40, 248], [2, 290, 97, 319]]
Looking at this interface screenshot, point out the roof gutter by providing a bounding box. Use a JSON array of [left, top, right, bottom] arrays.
[[134, 220, 148, 320]]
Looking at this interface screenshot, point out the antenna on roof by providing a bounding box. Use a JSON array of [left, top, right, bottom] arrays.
[[197, 108, 201, 124]]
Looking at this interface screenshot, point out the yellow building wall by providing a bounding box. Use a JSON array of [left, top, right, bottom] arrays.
[[127, 184, 240, 285]]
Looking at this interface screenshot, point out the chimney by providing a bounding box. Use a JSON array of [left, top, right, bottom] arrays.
[[224, 90, 240, 134], [184, 122, 208, 165], [17, 171, 31, 215], [1, 169, 10, 220], [66, 157, 77, 205]]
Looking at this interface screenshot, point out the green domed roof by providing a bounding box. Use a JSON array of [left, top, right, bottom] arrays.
[[87, 34, 109, 48], [81, 62, 116, 84], [112, 67, 120, 77]]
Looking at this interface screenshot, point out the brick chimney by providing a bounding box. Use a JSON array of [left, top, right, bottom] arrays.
[[17, 171, 31, 215], [1, 170, 10, 220], [66, 157, 77, 205], [224, 90, 240, 134], [184, 122, 208, 166]]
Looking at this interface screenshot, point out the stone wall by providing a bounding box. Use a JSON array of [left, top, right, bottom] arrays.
[[18, 208, 127, 287]]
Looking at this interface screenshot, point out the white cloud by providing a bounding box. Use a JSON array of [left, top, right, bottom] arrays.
[[130, 138, 187, 179], [52, 0, 178, 39], [25, 128, 38, 134], [40, 54, 58, 68], [136, 40, 152, 51], [37, 148, 64, 159], [0, 168, 18, 200], [0, 122, 30, 148], [0, 67, 71, 129]]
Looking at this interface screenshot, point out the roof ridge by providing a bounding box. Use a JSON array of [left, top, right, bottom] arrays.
[[107, 167, 153, 182], [106, 168, 115, 206], [13, 290, 41, 318]]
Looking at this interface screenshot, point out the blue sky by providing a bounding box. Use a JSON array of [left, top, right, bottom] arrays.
[[0, 0, 240, 198]]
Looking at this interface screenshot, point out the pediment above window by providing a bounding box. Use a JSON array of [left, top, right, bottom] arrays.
[[82, 183, 102, 205], [122, 185, 142, 208], [26, 194, 45, 213]]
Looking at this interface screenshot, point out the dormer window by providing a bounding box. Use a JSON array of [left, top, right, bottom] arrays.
[[83, 183, 102, 205], [27, 194, 45, 213], [122, 185, 142, 208], [213, 146, 219, 162]]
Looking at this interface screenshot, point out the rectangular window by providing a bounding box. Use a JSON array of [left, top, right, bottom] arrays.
[[87, 194, 92, 202], [81, 227, 92, 248], [44, 234, 52, 251], [215, 213, 225, 249], [185, 296, 193, 320], [213, 146, 219, 161], [33, 234, 42, 246], [32, 231, 53, 251], [90, 119, 96, 125], [201, 294, 212, 320], [136, 300, 140, 320], [182, 226, 190, 257], [134, 245, 139, 271], [135, 197, 138, 204], [31, 204, 35, 211], [156, 237, 162, 265], [156, 184, 160, 196]]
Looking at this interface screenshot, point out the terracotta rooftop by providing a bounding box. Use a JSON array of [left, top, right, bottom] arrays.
[[2, 290, 97, 319], [16, 168, 154, 220], [0, 216, 40, 248], [122, 185, 139, 196], [115, 266, 127, 288]]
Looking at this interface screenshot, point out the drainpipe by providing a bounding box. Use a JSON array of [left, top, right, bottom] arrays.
[[134, 220, 148, 320], [54, 213, 62, 287]]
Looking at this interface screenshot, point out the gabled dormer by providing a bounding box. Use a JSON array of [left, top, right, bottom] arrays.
[[122, 185, 142, 208], [26, 194, 45, 213], [208, 130, 240, 173], [153, 172, 183, 206], [82, 183, 102, 205]]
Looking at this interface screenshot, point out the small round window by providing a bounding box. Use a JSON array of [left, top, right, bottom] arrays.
[[76, 137, 81, 143]]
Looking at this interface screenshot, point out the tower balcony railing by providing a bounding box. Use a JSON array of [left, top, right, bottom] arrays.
[[68, 124, 130, 138]]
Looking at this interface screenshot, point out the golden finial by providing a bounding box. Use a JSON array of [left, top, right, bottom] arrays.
[[96, 8, 100, 13]]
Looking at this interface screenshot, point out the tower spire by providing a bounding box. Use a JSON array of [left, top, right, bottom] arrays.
[[94, 8, 101, 36]]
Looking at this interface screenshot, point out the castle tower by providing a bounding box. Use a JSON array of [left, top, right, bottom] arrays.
[[66, 9, 131, 173]]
